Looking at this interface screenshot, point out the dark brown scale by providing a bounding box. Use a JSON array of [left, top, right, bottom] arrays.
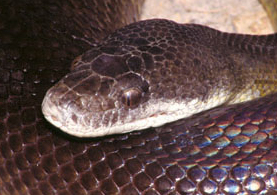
[[1, 0, 277, 195], [73, 75, 101, 95], [91, 55, 129, 78], [154, 55, 165, 62], [127, 56, 143, 72]]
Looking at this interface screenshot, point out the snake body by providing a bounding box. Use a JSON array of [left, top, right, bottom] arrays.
[[1, 0, 277, 195]]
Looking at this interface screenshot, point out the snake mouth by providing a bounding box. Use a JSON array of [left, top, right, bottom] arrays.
[[42, 88, 226, 138], [42, 87, 164, 137], [41, 90, 65, 130], [42, 95, 165, 137]]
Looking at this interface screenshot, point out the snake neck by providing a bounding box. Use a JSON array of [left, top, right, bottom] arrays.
[[218, 31, 277, 104]]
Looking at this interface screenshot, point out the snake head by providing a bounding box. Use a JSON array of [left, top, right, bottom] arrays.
[[42, 49, 154, 137], [42, 44, 204, 138], [42, 19, 239, 137], [41, 50, 220, 138]]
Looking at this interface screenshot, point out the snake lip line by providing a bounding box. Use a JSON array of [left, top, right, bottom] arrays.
[[42, 87, 231, 137]]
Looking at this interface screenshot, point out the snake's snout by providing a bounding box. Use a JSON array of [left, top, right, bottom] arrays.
[[41, 76, 121, 137], [41, 82, 81, 128], [42, 88, 65, 130]]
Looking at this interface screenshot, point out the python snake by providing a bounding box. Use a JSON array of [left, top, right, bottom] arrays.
[[42, 18, 277, 138], [1, 0, 277, 195]]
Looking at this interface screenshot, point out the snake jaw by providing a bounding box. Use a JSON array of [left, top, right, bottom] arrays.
[[42, 84, 230, 138]]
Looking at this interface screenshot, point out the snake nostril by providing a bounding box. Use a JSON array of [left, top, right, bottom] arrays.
[[50, 115, 60, 123], [70, 113, 78, 123]]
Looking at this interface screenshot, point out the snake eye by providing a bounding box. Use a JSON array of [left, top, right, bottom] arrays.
[[122, 87, 142, 108]]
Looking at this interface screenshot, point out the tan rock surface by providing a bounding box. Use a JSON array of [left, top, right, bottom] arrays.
[[141, 0, 274, 34]]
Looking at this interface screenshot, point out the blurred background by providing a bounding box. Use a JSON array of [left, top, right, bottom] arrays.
[[141, 0, 276, 34]]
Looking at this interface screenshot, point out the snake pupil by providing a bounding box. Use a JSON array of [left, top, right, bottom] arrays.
[[122, 87, 142, 108]]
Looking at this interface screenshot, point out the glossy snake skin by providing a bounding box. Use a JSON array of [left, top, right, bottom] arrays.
[[1, 1, 277, 195]]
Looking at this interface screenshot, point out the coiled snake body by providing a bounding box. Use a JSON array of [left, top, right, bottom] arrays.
[[1, 0, 277, 195]]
